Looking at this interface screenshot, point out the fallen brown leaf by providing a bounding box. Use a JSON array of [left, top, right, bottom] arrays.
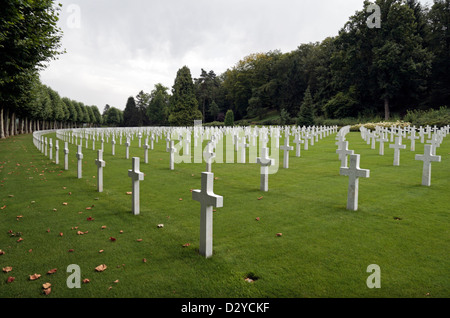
[[7, 276, 15, 283], [3, 266, 12, 273], [95, 264, 107, 272], [43, 287, 51, 295], [182, 243, 191, 247], [29, 273, 41, 280], [83, 278, 90, 284], [42, 282, 51, 289], [47, 268, 57, 274]]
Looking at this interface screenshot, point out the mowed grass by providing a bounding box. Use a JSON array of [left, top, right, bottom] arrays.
[[0, 130, 448, 298]]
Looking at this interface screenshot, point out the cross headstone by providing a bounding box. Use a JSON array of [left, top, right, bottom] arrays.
[[111, 137, 116, 156], [389, 137, 406, 166], [49, 138, 53, 160], [204, 141, 215, 172], [340, 154, 370, 211], [95, 150, 106, 192], [64, 142, 69, 170], [76, 145, 83, 179], [415, 144, 441, 186], [125, 138, 130, 159], [128, 157, 144, 215], [336, 140, 354, 168], [279, 137, 293, 168], [55, 140, 59, 165], [144, 139, 149, 164], [408, 129, 419, 151], [167, 140, 176, 170], [376, 134, 388, 156], [293, 133, 303, 157], [238, 136, 249, 163], [192, 172, 223, 258], [426, 134, 440, 155], [256, 147, 275, 192]]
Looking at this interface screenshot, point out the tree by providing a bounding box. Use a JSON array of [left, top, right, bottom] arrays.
[[169, 66, 202, 126], [0, 0, 63, 138], [224, 109, 234, 126], [297, 87, 315, 127], [135, 90, 150, 125], [147, 83, 169, 126], [426, 0, 450, 108], [208, 100, 220, 121], [333, 0, 432, 120], [123, 96, 141, 127]]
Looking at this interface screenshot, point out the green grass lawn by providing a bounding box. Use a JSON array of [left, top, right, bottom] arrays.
[[0, 130, 448, 298]]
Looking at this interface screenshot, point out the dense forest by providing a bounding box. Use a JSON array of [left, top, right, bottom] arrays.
[[1, 0, 449, 138]]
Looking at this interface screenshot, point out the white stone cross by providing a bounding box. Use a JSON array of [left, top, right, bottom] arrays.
[[111, 137, 116, 156], [426, 134, 440, 155], [125, 138, 130, 159], [340, 154, 370, 211], [293, 133, 303, 157], [55, 140, 59, 165], [64, 142, 69, 170], [376, 134, 388, 156], [389, 137, 406, 166], [336, 140, 354, 168], [203, 141, 215, 172], [76, 145, 83, 179], [279, 137, 293, 168], [256, 147, 275, 192], [95, 150, 106, 192], [49, 138, 53, 160], [167, 140, 176, 170], [144, 139, 149, 164], [192, 172, 223, 258], [238, 136, 249, 163], [415, 144, 441, 186], [128, 157, 144, 215], [408, 129, 419, 151]]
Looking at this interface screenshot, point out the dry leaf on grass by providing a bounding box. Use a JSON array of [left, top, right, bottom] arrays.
[[42, 282, 51, 289], [3, 266, 12, 273], [95, 264, 107, 272], [29, 273, 41, 280], [83, 278, 90, 283], [182, 243, 191, 247], [43, 287, 51, 295], [47, 268, 57, 274], [7, 276, 15, 283]]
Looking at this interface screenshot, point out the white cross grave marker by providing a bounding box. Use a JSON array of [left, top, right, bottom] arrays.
[[64, 142, 69, 170], [95, 150, 106, 192], [192, 172, 223, 258], [415, 144, 441, 186], [76, 145, 83, 179], [389, 137, 406, 166], [336, 140, 354, 168], [256, 147, 275, 192], [167, 140, 176, 170], [55, 140, 59, 165], [280, 136, 293, 168], [128, 157, 144, 215], [340, 154, 370, 211]]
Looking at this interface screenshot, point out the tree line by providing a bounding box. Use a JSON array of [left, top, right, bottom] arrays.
[[1, 0, 449, 138], [118, 0, 448, 127]]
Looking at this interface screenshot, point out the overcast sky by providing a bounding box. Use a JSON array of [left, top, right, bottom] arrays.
[[39, 0, 434, 111]]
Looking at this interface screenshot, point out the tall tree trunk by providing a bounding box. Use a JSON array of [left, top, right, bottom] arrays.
[[0, 107, 5, 139], [4, 108, 9, 138], [384, 97, 390, 121]]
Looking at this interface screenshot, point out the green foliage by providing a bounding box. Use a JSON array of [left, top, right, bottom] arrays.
[[169, 66, 202, 126], [123, 96, 141, 127], [224, 109, 234, 126], [404, 106, 450, 127], [297, 87, 315, 126], [147, 84, 169, 126], [323, 87, 358, 118]]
